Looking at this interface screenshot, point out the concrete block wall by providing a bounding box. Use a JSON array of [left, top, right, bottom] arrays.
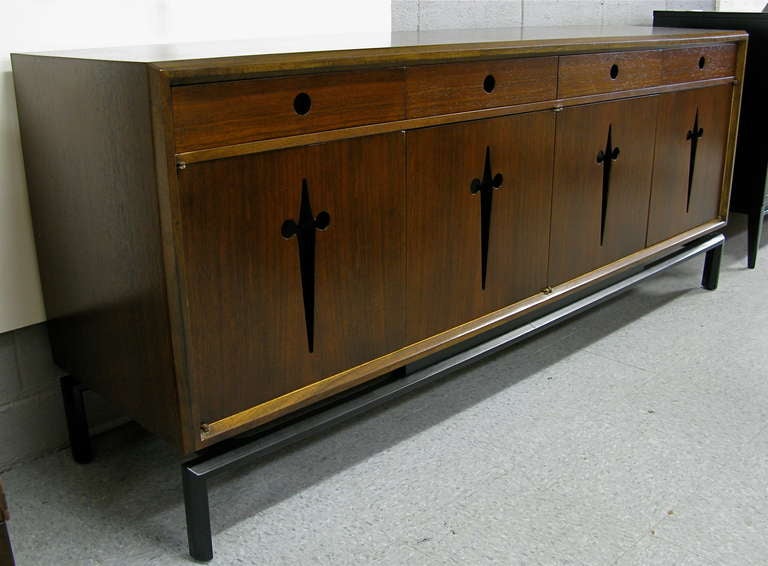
[[393, 0, 716, 31], [0, 324, 119, 471]]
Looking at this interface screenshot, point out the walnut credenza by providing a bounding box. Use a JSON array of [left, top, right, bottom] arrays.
[[12, 26, 746, 560]]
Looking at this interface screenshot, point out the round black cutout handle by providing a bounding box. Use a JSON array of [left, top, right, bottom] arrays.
[[483, 74, 496, 93], [293, 92, 311, 115]]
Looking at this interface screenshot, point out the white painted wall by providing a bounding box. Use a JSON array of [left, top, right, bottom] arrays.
[[718, 0, 767, 10], [0, 0, 391, 334]]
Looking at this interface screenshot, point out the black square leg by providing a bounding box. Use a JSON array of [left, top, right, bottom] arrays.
[[60, 376, 92, 464], [747, 209, 765, 269], [182, 465, 213, 562], [702, 242, 723, 291]]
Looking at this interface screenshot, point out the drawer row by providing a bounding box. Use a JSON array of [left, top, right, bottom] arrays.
[[172, 44, 737, 153]]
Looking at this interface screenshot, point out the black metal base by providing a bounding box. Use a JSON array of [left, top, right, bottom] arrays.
[[702, 241, 723, 290], [179, 233, 725, 561], [60, 375, 93, 464]]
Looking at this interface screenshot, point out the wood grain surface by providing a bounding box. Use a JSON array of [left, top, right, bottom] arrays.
[[202, 219, 726, 443], [15, 27, 746, 85], [11, 30, 747, 452], [647, 85, 733, 245], [11, 55, 185, 450], [654, 12, 764, 219], [406, 56, 557, 118], [405, 112, 555, 343], [176, 76, 737, 165], [661, 44, 737, 85], [177, 134, 406, 424], [558, 50, 662, 98], [172, 68, 405, 152], [548, 96, 659, 286]]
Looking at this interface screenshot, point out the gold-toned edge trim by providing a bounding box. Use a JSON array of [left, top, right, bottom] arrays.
[[199, 219, 724, 445]]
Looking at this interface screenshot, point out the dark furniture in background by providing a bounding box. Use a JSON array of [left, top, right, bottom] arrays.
[[655, 10, 768, 267], [0, 482, 14, 566]]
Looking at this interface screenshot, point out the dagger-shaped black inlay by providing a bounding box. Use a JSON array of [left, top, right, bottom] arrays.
[[596, 125, 620, 247], [281, 179, 331, 353], [470, 146, 503, 290], [686, 108, 704, 213]]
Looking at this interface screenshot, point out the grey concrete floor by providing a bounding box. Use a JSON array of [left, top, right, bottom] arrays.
[[4, 214, 768, 565]]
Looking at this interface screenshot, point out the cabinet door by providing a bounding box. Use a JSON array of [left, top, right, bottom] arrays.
[[178, 134, 406, 424], [549, 97, 659, 286], [406, 112, 555, 343], [647, 85, 732, 245]]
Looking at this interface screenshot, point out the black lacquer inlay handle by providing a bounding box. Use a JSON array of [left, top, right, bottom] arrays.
[[281, 179, 330, 353], [686, 108, 704, 213], [596, 125, 620, 246], [470, 146, 503, 290]]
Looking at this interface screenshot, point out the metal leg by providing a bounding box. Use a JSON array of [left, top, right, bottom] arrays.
[[702, 242, 723, 290], [182, 465, 213, 562], [747, 209, 764, 269], [60, 376, 92, 464]]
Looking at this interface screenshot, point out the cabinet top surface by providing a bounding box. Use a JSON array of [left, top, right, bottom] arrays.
[[14, 25, 746, 83]]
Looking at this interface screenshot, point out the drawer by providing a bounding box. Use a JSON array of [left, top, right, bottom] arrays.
[[558, 50, 662, 98], [662, 44, 737, 84], [172, 69, 405, 152], [406, 57, 557, 118]]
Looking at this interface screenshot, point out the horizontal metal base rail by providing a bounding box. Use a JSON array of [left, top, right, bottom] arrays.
[[181, 233, 723, 561]]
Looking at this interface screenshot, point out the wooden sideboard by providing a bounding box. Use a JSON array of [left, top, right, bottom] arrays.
[[655, 11, 768, 268], [12, 26, 746, 560]]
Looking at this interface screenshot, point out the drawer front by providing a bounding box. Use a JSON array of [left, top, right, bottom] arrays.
[[172, 69, 406, 152], [662, 44, 737, 84], [558, 50, 662, 98], [406, 57, 557, 118]]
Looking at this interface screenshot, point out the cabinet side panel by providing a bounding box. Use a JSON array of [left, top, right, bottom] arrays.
[[11, 56, 182, 450]]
